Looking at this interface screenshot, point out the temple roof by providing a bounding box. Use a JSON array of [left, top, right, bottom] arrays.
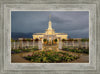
[[55, 33, 68, 35], [33, 33, 44, 35]]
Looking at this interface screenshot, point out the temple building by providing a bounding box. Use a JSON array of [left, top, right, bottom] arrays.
[[32, 16, 68, 44]]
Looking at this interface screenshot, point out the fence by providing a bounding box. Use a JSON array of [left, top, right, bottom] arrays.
[[11, 41, 38, 50], [11, 41, 89, 50], [62, 41, 89, 49]]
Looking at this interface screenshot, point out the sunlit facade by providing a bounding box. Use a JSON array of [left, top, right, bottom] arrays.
[[32, 18, 68, 44]]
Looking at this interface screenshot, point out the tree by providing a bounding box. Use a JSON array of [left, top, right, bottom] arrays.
[[35, 38, 39, 42], [43, 39, 47, 42], [43, 39, 47, 44], [11, 38, 15, 42], [74, 39, 78, 42], [26, 39, 32, 41], [54, 39, 57, 42], [81, 38, 89, 42], [68, 39, 74, 42], [62, 39, 66, 42]]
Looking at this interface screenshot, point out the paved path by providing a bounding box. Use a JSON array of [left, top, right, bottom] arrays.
[[11, 52, 33, 63], [71, 54, 89, 63], [11, 51, 89, 63]]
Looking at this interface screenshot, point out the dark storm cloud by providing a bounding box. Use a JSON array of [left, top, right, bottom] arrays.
[[11, 11, 89, 38]]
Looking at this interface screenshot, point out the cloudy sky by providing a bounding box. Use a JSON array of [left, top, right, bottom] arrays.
[[11, 11, 89, 38]]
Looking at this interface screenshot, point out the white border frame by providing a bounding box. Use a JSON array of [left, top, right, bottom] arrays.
[[3, 4, 96, 71]]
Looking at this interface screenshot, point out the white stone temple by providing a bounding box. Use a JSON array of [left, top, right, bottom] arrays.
[[32, 15, 68, 44]]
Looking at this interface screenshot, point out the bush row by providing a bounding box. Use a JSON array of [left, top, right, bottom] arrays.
[[11, 47, 38, 54], [62, 48, 89, 54]]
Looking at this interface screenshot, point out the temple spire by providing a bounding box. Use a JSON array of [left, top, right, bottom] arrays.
[[48, 15, 52, 30]]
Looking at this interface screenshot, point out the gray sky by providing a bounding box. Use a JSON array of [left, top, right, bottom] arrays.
[[11, 11, 89, 38]]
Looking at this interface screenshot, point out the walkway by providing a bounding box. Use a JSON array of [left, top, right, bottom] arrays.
[[11, 52, 33, 63], [43, 45, 58, 50]]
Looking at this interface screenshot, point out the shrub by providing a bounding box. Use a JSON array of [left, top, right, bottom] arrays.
[[21, 49, 29, 52], [11, 49, 22, 53], [81, 38, 89, 42], [11, 47, 39, 54], [35, 38, 39, 42], [43, 39, 47, 42], [54, 39, 58, 42], [24, 50, 79, 63], [62, 48, 89, 54], [62, 39, 66, 42]]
